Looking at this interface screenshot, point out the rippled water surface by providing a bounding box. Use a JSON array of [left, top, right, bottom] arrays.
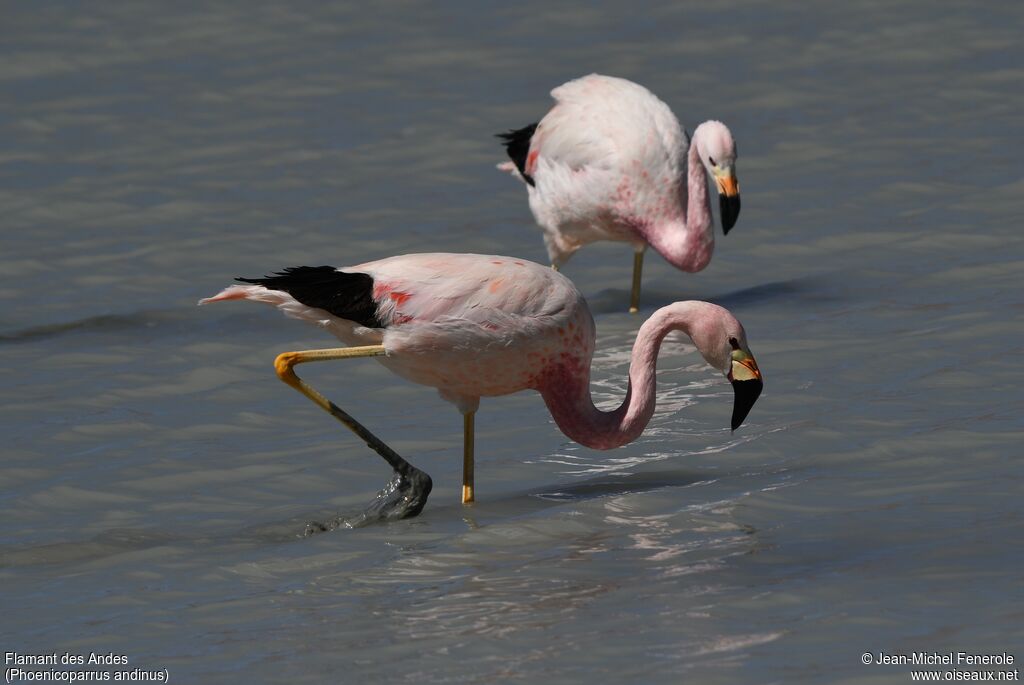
[[2, 2, 1022, 683]]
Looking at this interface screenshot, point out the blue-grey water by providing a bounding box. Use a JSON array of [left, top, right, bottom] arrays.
[[2, 2, 1022, 683]]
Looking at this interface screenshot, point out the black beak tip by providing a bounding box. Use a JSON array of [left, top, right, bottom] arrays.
[[730, 378, 763, 431], [720, 194, 741, 235]]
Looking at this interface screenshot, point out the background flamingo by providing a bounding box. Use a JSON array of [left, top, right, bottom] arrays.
[[200, 253, 763, 522], [499, 74, 741, 313]]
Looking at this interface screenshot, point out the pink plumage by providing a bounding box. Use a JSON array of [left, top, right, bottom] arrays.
[[201, 253, 762, 449], [499, 74, 742, 310]]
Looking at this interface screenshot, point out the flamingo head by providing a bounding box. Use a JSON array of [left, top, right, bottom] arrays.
[[688, 303, 763, 431], [693, 121, 741, 234]]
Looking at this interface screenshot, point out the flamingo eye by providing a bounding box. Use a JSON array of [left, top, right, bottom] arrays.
[[709, 156, 717, 166]]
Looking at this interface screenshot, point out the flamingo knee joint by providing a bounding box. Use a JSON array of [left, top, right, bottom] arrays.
[[274, 351, 300, 381]]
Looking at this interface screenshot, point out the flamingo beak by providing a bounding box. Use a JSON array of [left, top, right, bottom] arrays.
[[715, 170, 741, 234], [727, 350, 762, 431]]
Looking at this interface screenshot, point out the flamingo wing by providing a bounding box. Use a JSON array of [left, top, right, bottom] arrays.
[[355, 253, 571, 326], [354, 255, 592, 400], [524, 75, 689, 180], [498, 75, 631, 186], [235, 267, 381, 327], [497, 123, 538, 186], [201, 254, 572, 330], [533, 76, 624, 173]]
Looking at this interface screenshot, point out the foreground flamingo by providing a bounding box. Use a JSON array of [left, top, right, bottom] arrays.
[[200, 253, 762, 522], [499, 74, 741, 313]]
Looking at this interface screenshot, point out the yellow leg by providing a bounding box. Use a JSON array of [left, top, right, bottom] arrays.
[[462, 411, 475, 504], [629, 250, 644, 314], [274, 345, 428, 491]]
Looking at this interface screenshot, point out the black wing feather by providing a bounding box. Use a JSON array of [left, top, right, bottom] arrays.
[[496, 123, 538, 187], [237, 266, 382, 328]]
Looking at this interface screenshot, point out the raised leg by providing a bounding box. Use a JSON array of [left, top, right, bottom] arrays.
[[629, 250, 644, 314], [273, 345, 433, 530], [462, 411, 475, 504]]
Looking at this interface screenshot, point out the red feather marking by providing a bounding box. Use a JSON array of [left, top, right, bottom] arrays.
[[373, 282, 411, 306], [526, 150, 540, 176]]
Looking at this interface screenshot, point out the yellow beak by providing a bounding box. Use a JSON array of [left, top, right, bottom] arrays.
[[716, 172, 739, 198]]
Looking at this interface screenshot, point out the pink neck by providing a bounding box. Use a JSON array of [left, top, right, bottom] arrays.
[[538, 303, 705, 450], [643, 139, 715, 272]]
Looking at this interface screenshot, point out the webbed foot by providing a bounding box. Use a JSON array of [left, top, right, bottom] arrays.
[[303, 466, 433, 535]]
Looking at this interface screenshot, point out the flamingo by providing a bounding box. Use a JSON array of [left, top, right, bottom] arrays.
[[200, 253, 763, 522], [498, 74, 741, 313]]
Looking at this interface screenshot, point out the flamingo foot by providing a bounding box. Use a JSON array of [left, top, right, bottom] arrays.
[[303, 466, 433, 534]]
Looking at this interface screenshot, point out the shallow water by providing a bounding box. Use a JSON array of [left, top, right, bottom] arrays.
[[2, 2, 1022, 683]]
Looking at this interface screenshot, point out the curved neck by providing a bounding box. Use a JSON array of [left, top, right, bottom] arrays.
[[538, 303, 704, 450], [643, 139, 715, 272]]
